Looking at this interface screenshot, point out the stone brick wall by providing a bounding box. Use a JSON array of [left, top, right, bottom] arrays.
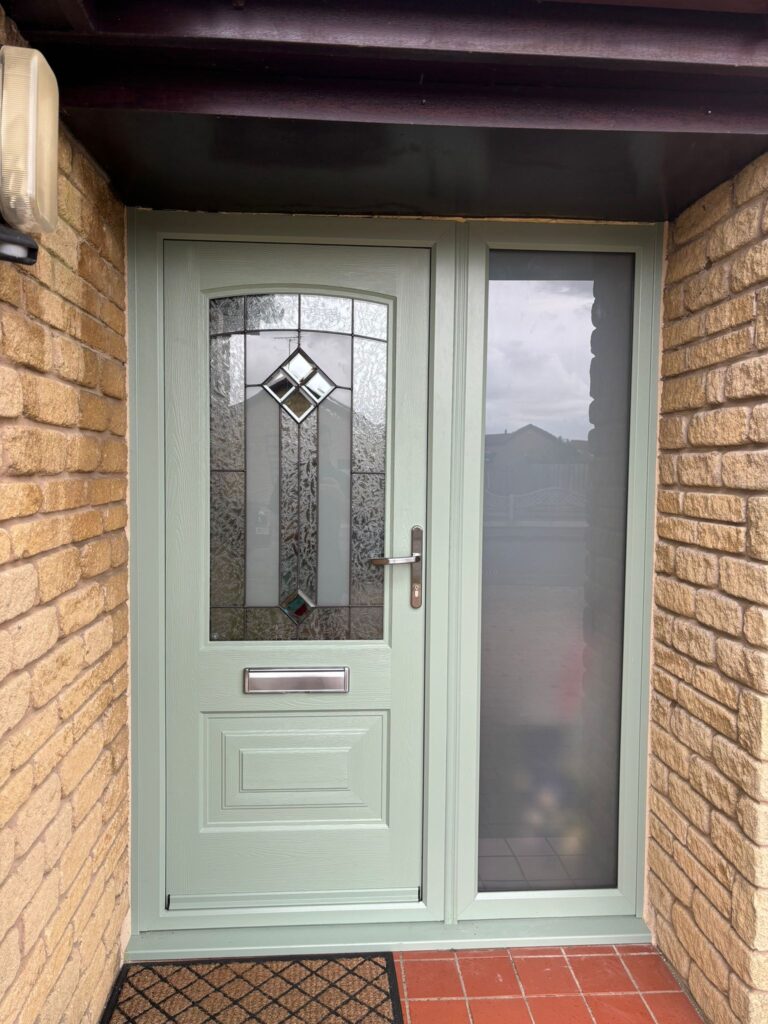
[[650, 155, 768, 1024], [0, 11, 129, 1024]]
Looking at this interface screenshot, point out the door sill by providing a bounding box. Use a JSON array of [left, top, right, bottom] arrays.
[[126, 915, 651, 961], [168, 887, 420, 911]]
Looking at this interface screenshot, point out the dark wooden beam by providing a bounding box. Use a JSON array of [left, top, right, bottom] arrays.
[[58, 61, 768, 136], [14, 1, 768, 76]]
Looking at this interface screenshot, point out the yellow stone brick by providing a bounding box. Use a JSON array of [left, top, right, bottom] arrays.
[[658, 515, 697, 544], [0, 928, 20, 1002], [735, 151, 768, 204], [730, 972, 768, 1024], [9, 514, 70, 559], [58, 723, 104, 796], [659, 415, 688, 449], [676, 546, 719, 586], [65, 433, 101, 472], [737, 794, 768, 845], [77, 391, 111, 431], [668, 771, 712, 831], [677, 682, 738, 739], [722, 451, 768, 490], [1, 425, 68, 475], [707, 200, 762, 262], [690, 756, 738, 816], [661, 371, 708, 412], [688, 406, 750, 447], [673, 181, 733, 245], [691, 664, 740, 710], [14, 774, 60, 858], [109, 530, 128, 568], [0, 763, 34, 827], [655, 540, 676, 574], [671, 902, 730, 991], [672, 619, 717, 664], [738, 689, 768, 760], [56, 581, 105, 636], [9, 702, 60, 770], [649, 840, 695, 905], [32, 723, 73, 786], [82, 616, 113, 665], [38, 478, 89, 513], [0, 671, 30, 739], [667, 239, 709, 286], [656, 577, 697, 617], [66, 507, 103, 543], [98, 437, 127, 473], [664, 311, 705, 349], [747, 495, 768, 561], [697, 523, 745, 554], [21, 374, 79, 427], [731, 237, 768, 293], [0, 308, 51, 371], [716, 636, 768, 691], [79, 537, 111, 579], [58, 804, 101, 894], [71, 749, 112, 825], [705, 292, 756, 336], [652, 726, 692, 777], [35, 547, 81, 604], [0, 564, 38, 624], [29, 635, 84, 708], [686, 325, 754, 372], [720, 556, 768, 606], [713, 737, 768, 802], [0, 842, 45, 948], [678, 452, 721, 487], [89, 477, 125, 507], [750, 402, 768, 441], [684, 263, 731, 313], [98, 358, 125, 400], [0, 365, 22, 418], [744, 606, 768, 648], [688, 963, 739, 1024], [7, 606, 59, 671], [0, 481, 42, 521], [725, 352, 768, 400]]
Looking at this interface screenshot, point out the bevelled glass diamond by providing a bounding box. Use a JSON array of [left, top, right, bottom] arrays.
[[280, 590, 314, 623], [283, 390, 314, 422], [284, 351, 314, 384], [263, 370, 295, 401], [302, 370, 334, 403]]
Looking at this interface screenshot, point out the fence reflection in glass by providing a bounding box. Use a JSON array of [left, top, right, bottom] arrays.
[[479, 250, 634, 893]]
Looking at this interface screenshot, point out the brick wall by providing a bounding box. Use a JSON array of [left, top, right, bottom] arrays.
[[649, 155, 768, 1024], [0, 11, 129, 1024]]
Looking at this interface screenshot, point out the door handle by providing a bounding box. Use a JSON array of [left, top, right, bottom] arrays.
[[370, 526, 423, 609]]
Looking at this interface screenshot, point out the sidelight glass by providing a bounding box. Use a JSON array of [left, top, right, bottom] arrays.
[[478, 251, 634, 893], [209, 293, 389, 640]]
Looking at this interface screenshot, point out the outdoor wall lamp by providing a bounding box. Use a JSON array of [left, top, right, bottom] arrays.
[[0, 46, 59, 265]]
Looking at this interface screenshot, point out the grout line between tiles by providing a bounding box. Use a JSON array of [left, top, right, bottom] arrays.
[[396, 952, 412, 1024], [453, 950, 474, 1024], [561, 948, 600, 1024]]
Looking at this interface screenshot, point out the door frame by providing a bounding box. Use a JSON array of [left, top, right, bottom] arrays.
[[127, 212, 662, 960]]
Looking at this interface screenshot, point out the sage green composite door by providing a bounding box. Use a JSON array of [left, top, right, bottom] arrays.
[[163, 240, 430, 912]]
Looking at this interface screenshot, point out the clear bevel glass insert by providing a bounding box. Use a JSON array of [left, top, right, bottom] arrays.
[[209, 293, 389, 640], [477, 251, 634, 895]]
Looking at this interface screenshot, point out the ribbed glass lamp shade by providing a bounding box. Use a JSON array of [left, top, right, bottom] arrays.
[[0, 46, 58, 234]]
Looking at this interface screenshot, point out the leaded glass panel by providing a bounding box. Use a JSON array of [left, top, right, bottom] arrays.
[[209, 293, 389, 640]]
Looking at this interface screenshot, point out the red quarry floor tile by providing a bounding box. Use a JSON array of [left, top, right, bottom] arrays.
[[469, 997, 532, 1024], [644, 992, 705, 1024], [563, 945, 616, 956], [527, 995, 593, 1024], [569, 954, 635, 993], [587, 994, 655, 1024], [509, 947, 563, 958], [460, 948, 516, 957], [401, 950, 456, 960], [513, 957, 579, 997], [459, 955, 521, 997], [408, 1000, 470, 1024], [615, 944, 655, 954], [622, 953, 678, 992], [403, 958, 465, 999]]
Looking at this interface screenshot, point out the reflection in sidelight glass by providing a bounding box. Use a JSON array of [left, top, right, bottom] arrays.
[[478, 251, 634, 893], [208, 293, 388, 641]]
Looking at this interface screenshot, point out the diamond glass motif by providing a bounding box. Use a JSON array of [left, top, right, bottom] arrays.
[[285, 351, 315, 384], [280, 590, 314, 623], [283, 390, 314, 423], [262, 349, 336, 423]]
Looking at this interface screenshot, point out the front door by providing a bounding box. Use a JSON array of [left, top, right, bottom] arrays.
[[163, 241, 430, 911]]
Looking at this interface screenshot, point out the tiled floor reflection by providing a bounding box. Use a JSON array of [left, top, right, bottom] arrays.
[[394, 946, 704, 1024], [478, 835, 612, 891]]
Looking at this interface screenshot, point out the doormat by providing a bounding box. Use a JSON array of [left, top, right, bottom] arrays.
[[99, 953, 404, 1024]]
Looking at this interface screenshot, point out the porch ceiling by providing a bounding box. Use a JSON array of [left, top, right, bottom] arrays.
[[7, 0, 768, 220]]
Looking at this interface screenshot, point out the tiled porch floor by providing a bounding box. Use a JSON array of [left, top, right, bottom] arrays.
[[393, 946, 704, 1024]]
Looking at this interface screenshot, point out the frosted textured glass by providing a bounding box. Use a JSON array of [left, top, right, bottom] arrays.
[[210, 335, 244, 471], [350, 473, 385, 607], [478, 251, 633, 894], [354, 300, 388, 341], [246, 293, 298, 331], [298, 410, 318, 603], [244, 388, 280, 607], [301, 294, 352, 333], [210, 471, 245, 608], [210, 296, 244, 335], [352, 338, 387, 474], [317, 392, 351, 607]]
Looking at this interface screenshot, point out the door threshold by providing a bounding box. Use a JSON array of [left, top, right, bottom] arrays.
[[126, 916, 651, 962]]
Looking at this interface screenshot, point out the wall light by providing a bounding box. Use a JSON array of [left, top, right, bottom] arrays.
[[0, 46, 59, 264]]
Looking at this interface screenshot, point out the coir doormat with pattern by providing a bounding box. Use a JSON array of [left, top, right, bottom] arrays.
[[99, 954, 404, 1024]]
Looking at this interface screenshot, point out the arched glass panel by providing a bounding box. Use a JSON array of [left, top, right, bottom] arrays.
[[208, 293, 389, 641]]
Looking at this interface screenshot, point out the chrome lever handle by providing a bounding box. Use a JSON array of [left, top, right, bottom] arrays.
[[369, 554, 420, 566], [369, 526, 423, 609]]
